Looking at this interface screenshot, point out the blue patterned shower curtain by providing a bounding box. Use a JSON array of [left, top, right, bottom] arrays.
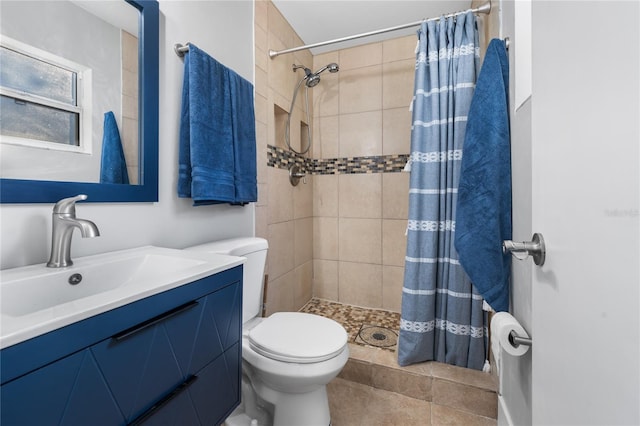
[[397, 12, 486, 370]]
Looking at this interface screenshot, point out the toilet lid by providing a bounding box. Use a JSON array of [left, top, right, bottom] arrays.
[[248, 312, 348, 363]]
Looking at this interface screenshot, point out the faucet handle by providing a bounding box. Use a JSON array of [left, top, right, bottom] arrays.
[[52, 194, 88, 215]]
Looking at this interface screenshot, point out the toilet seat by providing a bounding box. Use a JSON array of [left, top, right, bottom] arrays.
[[248, 312, 348, 364]]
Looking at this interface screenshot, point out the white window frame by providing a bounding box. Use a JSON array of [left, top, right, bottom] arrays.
[[0, 35, 92, 155]]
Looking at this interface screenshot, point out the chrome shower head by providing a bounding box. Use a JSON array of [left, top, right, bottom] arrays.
[[306, 63, 339, 87], [313, 63, 340, 76], [305, 74, 321, 87], [293, 62, 340, 88], [327, 63, 339, 73]]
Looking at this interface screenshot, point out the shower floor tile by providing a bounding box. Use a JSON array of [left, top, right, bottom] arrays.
[[299, 298, 401, 351]]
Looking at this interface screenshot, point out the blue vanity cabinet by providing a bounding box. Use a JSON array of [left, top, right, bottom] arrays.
[[0, 266, 242, 426]]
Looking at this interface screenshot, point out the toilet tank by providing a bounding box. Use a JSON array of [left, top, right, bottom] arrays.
[[185, 238, 268, 324]]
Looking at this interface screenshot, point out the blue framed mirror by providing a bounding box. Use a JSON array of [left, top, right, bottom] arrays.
[[0, 0, 158, 203]]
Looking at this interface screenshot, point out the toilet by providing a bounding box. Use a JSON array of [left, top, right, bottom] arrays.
[[185, 238, 349, 426]]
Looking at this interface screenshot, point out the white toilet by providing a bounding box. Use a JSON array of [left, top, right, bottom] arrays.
[[185, 238, 349, 426]]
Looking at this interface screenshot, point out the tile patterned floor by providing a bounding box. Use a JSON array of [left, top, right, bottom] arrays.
[[300, 298, 401, 351]]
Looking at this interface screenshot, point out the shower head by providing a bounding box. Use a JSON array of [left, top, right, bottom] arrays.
[[293, 62, 340, 88], [312, 63, 340, 77], [305, 74, 321, 87]]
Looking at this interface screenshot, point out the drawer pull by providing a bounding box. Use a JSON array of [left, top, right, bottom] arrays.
[[113, 300, 199, 342], [128, 375, 198, 425]]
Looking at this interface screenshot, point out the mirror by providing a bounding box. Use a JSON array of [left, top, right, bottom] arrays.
[[0, 0, 158, 203]]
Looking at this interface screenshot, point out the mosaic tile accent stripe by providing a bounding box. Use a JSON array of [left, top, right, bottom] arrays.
[[267, 144, 313, 173], [267, 145, 409, 175]]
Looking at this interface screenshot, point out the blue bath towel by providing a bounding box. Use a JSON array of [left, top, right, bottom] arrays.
[[178, 43, 257, 205], [100, 111, 129, 184], [454, 39, 511, 312]]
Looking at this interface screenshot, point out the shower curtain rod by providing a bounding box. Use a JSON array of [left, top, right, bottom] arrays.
[[268, 1, 491, 59]]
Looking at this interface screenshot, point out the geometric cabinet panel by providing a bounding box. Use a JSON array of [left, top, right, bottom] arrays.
[[190, 342, 241, 425], [91, 324, 185, 423], [207, 282, 242, 351], [91, 281, 242, 423], [143, 342, 241, 425], [91, 282, 241, 423], [187, 282, 241, 373], [0, 349, 125, 425]]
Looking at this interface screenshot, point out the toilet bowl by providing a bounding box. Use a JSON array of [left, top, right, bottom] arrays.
[[185, 238, 348, 426]]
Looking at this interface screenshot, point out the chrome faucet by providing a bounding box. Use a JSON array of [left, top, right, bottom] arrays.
[[46, 194, 100, 268]]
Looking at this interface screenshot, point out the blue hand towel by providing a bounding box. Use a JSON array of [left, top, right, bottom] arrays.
[[100, 111, 130, 184], [229, 71, 257, 203], [454, 39, 511, 312], [178, 43, 257, 205]]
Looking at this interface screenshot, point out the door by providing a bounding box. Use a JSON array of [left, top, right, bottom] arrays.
[[530, 2, 639, 425]]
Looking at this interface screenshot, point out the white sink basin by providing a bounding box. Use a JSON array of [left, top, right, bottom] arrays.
[[0, 246, 245, 349]]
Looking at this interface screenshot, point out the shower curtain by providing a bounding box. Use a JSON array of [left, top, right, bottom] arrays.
[[398, 12, 486, 370]]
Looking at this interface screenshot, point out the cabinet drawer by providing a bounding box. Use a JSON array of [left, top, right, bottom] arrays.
[[134, 342, 241, 426], [94, 281, 241, 423], [91, 300, 203, 423]]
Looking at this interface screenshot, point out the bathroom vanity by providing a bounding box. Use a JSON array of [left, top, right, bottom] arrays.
[[0, 249, 243, 426]]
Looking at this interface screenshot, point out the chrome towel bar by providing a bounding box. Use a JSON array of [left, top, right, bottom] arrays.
[[174, 43, 190, 57]]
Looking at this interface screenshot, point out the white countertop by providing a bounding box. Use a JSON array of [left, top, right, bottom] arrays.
[[0, 246, 245, 349]]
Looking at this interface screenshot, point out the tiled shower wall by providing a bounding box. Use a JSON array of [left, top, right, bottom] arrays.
[[311, 38, 415, 312], [255, 0, 415, 314], [254, 0, 315, 315]]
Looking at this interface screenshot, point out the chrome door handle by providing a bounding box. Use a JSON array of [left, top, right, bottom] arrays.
[[503, 233, 546, 266]]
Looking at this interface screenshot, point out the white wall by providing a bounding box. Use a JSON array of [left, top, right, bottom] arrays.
[[0, 0, 255, 270]]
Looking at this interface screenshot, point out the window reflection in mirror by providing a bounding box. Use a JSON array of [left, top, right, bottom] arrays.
[[0, 1, 139, 184], [0, 40, 86, 150]]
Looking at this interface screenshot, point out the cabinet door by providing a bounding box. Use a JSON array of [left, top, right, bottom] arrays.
[[142, 342, 241, 426], [183, 281, 242, 373], [139, 283, 242, 425], [92, 281, 241, 422], [0, 349, 125, 426], [92, 300, 203, 423], [189, 342, 241, 425]]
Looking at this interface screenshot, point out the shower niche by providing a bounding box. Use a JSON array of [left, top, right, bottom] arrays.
[[274, 104, 309, 156], [274, 104, 309, 186], [300, 122, 310, 154]]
